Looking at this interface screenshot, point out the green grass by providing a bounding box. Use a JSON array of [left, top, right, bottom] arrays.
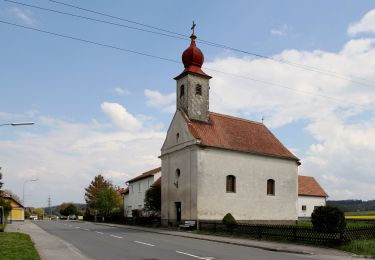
[[297, 220, 372, 228], [0, 232, 40, 260], [338, 239, 375, 258]]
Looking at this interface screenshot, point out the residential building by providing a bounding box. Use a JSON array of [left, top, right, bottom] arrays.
[[160, 31, 300, 226], [2, 193, 24, 222], [124, 167, 161, 217], [298, 176, 328, 218]]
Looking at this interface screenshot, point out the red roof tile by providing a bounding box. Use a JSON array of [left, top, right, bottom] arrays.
[[298, 176, 328, 197], [151, 177, 161, 188], [186, 112, 299, 161], [127, 167, 161, 183]]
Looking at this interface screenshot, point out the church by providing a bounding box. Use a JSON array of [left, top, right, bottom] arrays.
[[160, 28, 300, 226]]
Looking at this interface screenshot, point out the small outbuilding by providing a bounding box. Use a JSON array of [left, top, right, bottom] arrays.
[[298, 176, 328, 218]]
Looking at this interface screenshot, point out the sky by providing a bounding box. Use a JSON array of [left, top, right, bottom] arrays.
[[1, 0, 375, 207]]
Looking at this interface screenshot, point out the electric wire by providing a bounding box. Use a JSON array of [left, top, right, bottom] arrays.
[[42, 0, 375, 87], [0, 19, 369, 109]]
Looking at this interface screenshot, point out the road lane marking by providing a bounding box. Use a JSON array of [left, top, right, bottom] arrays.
[[95, 231, 104, 235], [82, 228, 89, 231], [176, 251, 214, 259], [75, 227, 81, 229], [110, 235, 123, 239], [134, 241, 155, 247]]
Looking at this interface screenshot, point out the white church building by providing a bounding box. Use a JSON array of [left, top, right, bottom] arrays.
[[160, 30, 301, 226]]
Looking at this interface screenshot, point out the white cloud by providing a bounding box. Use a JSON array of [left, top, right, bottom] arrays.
[[101, 102, 142, 131], [271, 24, 289, 36], [0, 105, 165, 207], [144, 89, 175, 113], [348, 9, 375, 36], [9, 7, 35, 26], [112, 87, 130, 95]]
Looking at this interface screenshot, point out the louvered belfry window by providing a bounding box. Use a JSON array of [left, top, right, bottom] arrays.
[[226, 175, 236, 193], [195, 84, 202, 95], [267, 179, 275, 195]]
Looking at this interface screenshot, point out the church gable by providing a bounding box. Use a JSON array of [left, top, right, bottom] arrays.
[[161, 110, 197, 153]]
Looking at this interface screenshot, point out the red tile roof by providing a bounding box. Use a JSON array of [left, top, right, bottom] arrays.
[[298, 176, 328, 197], [127, 167, 161, 183], [186, 112, 299, 161], [151, 177, 161, 188], [119, 187, 129, 195]]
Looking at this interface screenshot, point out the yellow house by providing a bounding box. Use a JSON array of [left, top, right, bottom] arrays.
[[3, 195, 24, 222]]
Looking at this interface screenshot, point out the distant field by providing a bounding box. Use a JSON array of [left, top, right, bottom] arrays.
[[345, 211, 375, 216]]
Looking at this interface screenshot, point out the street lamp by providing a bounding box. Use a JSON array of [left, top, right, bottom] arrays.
[[23, 179, 39, 207], [0, 122, 34, 127]]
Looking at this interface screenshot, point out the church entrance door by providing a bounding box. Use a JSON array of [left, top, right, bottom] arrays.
[[175, 202, 181, 223]]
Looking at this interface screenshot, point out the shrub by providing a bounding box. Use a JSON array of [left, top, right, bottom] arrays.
[[0, 224, 4, 232], [311, 205, 346, 232], [222, 213, 237, 228]]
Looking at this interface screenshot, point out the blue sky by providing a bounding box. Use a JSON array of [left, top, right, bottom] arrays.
[[1, 0, 375, 207]]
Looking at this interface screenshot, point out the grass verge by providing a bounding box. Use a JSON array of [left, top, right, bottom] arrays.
[[338, 239, 375, 258], [0, 232, 40, 260]]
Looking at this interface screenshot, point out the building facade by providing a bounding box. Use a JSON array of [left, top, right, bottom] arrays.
[[161, 31, 300, 226], [298, 176, 328, 218], [124, 167, 161, 217]]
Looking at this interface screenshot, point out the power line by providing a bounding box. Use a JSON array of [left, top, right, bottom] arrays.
[[0, 20, 370, 109], [41, 0, 375, 87]]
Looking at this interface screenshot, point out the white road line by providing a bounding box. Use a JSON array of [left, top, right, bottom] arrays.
[[75, 227, 81, 229], [110, 234, 123, 239], [95, 231, 104, 235], [134, 241, 155, 247], [176, 251, 213, 259], [82, 228, 89, 231]]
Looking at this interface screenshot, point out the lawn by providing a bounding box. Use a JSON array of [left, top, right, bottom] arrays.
[[0, 232, 40, 260], [339, 239, 375, 258]]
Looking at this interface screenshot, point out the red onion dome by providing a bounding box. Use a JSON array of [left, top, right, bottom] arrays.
[[182, 35, 204, 68]]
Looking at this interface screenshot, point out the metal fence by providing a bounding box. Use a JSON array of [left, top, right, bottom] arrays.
[[198, 221, 375, 244]]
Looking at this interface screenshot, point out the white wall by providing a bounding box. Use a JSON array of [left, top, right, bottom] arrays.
[[124, 172, 160, 217], [298, 195, 326, 218], [197, 148, 298, 222]]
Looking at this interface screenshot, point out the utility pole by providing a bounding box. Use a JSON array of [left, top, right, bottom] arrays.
[[47, 195, 52, 218]]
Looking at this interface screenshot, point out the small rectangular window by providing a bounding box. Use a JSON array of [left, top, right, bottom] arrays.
[[302, 205, 306, 211], [180, 85, 185, 98], [138, 183, 141, 192], [195, 85, 202, 95]]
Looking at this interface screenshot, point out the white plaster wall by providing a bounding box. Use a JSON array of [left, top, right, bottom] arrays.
[[197, 148, 298, 221], [124, 173, 160, 217], [161, 111, 199, 223], [298, 195, 326, 218]]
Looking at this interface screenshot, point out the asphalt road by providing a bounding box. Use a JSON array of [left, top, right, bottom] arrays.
[[34, 221, 337, 260]]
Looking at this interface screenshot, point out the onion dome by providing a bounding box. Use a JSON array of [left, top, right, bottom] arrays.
[[182, 35, 204, 68], [174, 33, 211, 80]]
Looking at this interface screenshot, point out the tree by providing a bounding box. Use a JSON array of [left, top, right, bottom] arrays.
[[311, 205, 346, 232], [33, 208, 44, 219], [3, 189, 22, 204], [84, 175, 111, 214], [144, 185, 161, 216], [0, 198, 12, 216], [95, 186, 122, 216], [59, 203, 78, 216], [0, 167, 3, 190]]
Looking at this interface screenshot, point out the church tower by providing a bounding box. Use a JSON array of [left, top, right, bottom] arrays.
[[174, 24, 211, 122]]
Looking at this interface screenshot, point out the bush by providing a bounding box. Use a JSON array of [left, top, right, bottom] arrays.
[[311, 205, 346, 232], [0, 224, 4, 232], [222, 213, 237, 228]]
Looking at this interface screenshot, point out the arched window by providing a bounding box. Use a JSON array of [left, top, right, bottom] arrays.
[[226, 175, 236, 193], [174, 169, 181, 188], [195, 84, 202, 95], [176, 132, 180, 143], [180, 85, 185, 98], [267, 179, 275, 195]]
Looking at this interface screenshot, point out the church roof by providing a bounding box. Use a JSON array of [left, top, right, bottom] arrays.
[[185, 111, 299, 161], [126, 167, 161, 183], [298, 176, 328, 197]]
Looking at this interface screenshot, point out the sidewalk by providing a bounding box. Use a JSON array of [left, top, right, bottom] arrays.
[[5, 221, 90, 260], [90, 222, 359, 259]]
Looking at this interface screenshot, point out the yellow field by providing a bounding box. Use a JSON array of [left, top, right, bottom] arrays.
[[345, 215, 375, 219]]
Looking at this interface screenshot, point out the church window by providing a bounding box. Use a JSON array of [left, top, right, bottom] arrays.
[[302, 205, 306, 211], [176, 133, 180, 143], [195, 84, 202, 95], [180, 85, 185, 98], [267, 179, 275, 195], [174, 169, 181, 188], [226, 175, 236, 193]]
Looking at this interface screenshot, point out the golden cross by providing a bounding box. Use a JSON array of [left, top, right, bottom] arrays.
[[191, 21, 196, 35]]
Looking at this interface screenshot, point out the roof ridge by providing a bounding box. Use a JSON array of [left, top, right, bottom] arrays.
[[209, 112, 263, 126]]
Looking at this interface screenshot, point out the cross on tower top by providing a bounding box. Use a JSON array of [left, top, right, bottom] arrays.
[[191, 21, 196, 36]]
